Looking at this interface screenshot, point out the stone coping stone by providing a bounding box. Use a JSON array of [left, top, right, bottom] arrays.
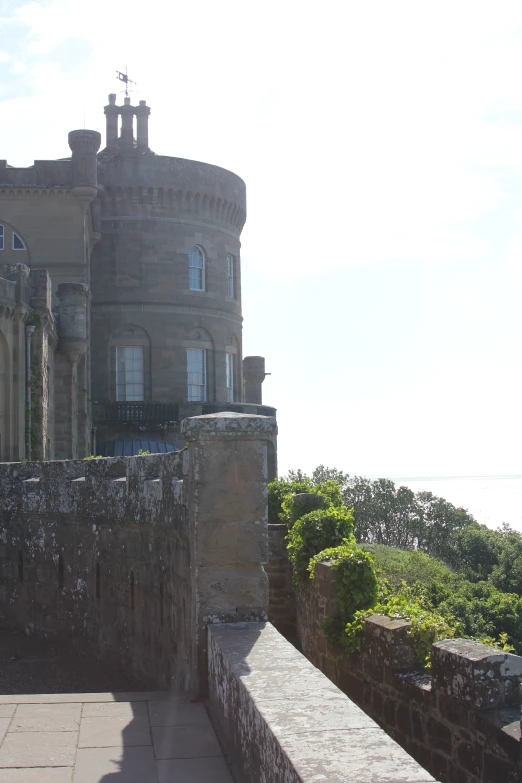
[[209, 622, 441, 783], [182, 412, 277, 439]]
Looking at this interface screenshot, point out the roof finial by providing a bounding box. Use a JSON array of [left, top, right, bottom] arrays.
[[116, 66, 136, 98]]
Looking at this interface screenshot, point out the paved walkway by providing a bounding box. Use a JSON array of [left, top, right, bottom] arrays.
[[0, 691, 234, 782]]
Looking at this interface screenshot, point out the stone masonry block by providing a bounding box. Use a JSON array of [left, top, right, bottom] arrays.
[[362, 614, 417, 671], [431, 638, 522, 709]]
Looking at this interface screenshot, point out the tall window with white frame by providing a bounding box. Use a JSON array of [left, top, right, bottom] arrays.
[[226, 353, 234, 402], [116, 346, 144, 401], [189, 246, 205, 291], [226, 254, 235, 298], [187, 348, 207, 401]]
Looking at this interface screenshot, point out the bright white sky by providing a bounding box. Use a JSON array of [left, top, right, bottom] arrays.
[[2, 0, 522, 478]]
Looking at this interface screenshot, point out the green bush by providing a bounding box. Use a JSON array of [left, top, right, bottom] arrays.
[[343, 582, 461, 667], [309, 544, 378, 624], [286, 507, 355, 582], [267, 477, 313, 524]]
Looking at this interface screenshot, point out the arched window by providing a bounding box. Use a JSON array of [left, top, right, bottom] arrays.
[[189, 246, 205, 291]]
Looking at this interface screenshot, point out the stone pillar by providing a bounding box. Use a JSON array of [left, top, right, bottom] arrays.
[[243, 355, 266, 404], [119, 97, 134, 151], [181, 411, 277, 692], [104, 94, 119, 151], [135, 100, 151, 152], [292, 492, 325, 518]]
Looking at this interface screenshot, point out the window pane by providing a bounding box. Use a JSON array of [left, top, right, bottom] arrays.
[[12, 232, 25, 250], [116, 346, 144, 401], [187, 349, 206, 401], [226, 353, 234, 402], [189, 247, 205, 290], [227, 255, 235, 298]]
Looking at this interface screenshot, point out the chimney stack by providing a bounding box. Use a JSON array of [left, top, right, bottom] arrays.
[[135, 100, 151, 152], [104, 94, 119, 151]]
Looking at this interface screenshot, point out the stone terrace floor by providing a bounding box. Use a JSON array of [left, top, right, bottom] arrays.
[[0, 631, 235, 782]]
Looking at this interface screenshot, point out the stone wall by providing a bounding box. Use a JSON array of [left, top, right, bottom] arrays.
[[295, 560, 522, 783], [266, 524, 297, 644], [0, 411, 276, 692], [208, 621, 440, 783]]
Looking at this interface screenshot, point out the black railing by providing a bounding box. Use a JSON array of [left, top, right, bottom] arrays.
[[93, 400, 276, 425]]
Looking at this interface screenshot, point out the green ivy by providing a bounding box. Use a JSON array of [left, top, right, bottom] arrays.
[[342, 581, 461, 667], [286, 507, 355, 583], [309, 544, 378, 625]]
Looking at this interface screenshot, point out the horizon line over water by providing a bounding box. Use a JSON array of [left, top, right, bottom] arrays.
[[374, 474, 522, 482]]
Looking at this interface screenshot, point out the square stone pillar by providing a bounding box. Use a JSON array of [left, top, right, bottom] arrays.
[[181, 411, 277, 691]]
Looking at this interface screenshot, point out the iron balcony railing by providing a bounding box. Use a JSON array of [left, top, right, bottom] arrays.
[[93, 401, 276, 425]]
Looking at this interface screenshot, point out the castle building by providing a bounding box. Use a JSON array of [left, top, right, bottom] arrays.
[[0, 95, 275, 465]]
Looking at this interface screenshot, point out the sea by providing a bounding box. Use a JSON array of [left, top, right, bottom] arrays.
[[388, 476, 522, 533]]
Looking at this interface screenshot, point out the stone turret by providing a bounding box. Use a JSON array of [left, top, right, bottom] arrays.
[[68, 130, 101, 187]]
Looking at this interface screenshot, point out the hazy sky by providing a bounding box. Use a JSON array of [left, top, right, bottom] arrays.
[[2, 0, 522, 478]]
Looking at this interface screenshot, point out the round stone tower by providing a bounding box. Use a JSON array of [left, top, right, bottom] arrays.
[[90, 96, 275, 455]]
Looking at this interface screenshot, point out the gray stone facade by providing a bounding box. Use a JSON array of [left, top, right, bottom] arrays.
[[0, 95, 273, 461]]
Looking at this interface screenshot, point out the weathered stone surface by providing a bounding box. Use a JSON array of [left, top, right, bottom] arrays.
[[290, 550, 522, 783], [208, 622, 440, 783], [182, 411, 277, 440], [0, 412, 275, 693]]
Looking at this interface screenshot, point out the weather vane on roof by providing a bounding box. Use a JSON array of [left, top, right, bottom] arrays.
[[116, 67, 136, 98]]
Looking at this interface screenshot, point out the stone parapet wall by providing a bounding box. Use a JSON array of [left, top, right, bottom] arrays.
[[295, 560, 522, 783], [208, 621, 439, 783], [0, 412, 277, 692]]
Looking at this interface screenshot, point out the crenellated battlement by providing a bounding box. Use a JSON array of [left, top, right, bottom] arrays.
[[0, 413, 275, 691], [288, 555, 522, 783]]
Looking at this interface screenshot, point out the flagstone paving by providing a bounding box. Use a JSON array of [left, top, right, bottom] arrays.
[[0, 692, 235, 782]]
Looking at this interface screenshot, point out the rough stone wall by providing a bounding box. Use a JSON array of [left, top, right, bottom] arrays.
[[266, 524, 297, 644], [0, 411, 276, 692], [295, 561, 522, 783], [0, 452, 192, 690]]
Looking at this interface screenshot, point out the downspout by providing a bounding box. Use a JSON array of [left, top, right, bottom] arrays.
[[25, 324, 36, 461]]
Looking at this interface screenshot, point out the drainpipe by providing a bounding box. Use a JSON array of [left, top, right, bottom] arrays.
[[25, 325, 36, 461], [91, 427, 97, 457]]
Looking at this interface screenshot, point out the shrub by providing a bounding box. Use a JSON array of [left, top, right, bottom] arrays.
[[309, 544, 378, 625], [267, 477, 313, 524], [286, 507, 355, 583], [344, 582, 461, 667]]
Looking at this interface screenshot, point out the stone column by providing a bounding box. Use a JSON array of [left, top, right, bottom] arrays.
[[243, 355, 266, 404], [181, 411, 277, 691]]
